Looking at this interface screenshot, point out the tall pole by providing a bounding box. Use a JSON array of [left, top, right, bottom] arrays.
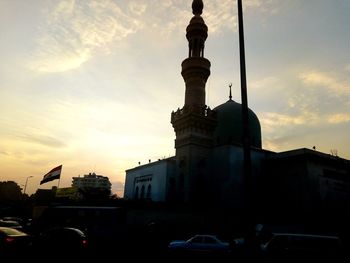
[[237, 0, 253, 229], [57, 177, 61, 188], [23, 176, 33, 195]]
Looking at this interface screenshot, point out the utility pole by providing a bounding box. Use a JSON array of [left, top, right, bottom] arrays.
[[237, 0, 253, 234]]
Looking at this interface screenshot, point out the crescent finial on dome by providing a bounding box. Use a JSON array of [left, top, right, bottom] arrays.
[[192, 0, 203, 15]]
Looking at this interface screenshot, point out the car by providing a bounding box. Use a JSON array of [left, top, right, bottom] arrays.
[[35, 226, 88, 256], [1, 217, 24, 225], [0, 227, 32, 255], [0, 219, 23, 230], [260, 233, 344, 261], [168, 234, 230, 255]]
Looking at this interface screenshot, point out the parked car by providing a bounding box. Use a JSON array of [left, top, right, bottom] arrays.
[[0, 227, 32, 255], [168, 234, 230, 255], [0, 219, 23, 230], [1, 217, 24, 225], [261, 233, 344, 261], [35, 226, 88, 256]]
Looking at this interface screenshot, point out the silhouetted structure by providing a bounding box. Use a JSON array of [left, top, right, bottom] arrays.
[[124, 0, 350, 224], [72, 172, 111, 200]]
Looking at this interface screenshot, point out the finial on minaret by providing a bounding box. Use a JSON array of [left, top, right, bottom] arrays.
[[192, 0, 203, 15], [229, 83, 232, 100]]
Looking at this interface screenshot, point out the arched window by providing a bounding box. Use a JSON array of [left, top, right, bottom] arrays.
[[134, 186, 139, 199], [140, 185, 145, 199], [146, 184, 152, 200]]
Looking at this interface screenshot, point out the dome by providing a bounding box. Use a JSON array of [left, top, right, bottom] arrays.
[[213, 99, 262, 148]]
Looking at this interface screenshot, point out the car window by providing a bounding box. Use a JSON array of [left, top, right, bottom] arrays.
[[204, 236, 218, 244], [0, 221, 20, 227], [191, 236, 203, 243], [268, 234, 342, 251], [290, 235, 341, 250], [268, 235, 288, 249]]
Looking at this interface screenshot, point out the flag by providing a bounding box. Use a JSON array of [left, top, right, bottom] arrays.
[[40, 165, 62, 185]]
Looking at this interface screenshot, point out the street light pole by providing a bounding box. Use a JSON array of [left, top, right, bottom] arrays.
[[237, 0, 255, 242], [23, 176, 33, 195]]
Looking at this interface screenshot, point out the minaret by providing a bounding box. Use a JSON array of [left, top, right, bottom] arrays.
[[171, 0, 216, 203], [182, 0, 210, 112]]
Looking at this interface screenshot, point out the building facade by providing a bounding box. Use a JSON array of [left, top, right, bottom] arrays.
[[124, 158, 176, 202], [72, 172, 111, 193]]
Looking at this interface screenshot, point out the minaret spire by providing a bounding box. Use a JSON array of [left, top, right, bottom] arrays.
[[229, 83, 233, 100], [192, 0, 203, 15], [181, 0, 210, 112]]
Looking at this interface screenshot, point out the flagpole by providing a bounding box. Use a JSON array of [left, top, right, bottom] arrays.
[[57, 164, 62, 188], [57, 177, 61, 188]]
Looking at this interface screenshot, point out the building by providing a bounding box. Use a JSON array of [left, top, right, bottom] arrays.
[[72, 173, 111, 195], [124, 158, 176, 202], [124, 0, 350, 217], [263, 148, 350, 216]]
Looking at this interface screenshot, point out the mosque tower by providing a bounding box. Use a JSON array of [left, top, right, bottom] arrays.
[[171, 0, 216, 203]]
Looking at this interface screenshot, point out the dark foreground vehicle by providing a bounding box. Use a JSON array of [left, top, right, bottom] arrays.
[[261, 233, 344, 262], [0, 227, 32, 256], [34, 226, 88, 257]]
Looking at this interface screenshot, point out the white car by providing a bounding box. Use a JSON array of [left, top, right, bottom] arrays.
[[168, 234, 230, 254]]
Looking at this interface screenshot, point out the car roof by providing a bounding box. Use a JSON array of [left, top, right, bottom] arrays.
[[192, 234, 219, 238], [0, 227, 27, 236], [47, 226, 86, 236], [272, 233, 340, 239]]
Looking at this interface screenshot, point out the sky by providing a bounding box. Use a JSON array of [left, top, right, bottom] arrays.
[[0, 0, 349, 197]]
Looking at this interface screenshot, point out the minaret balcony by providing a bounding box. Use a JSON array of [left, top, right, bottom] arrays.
[[171, 105, 217, 131]]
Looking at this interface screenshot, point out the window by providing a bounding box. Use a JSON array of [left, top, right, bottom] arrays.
[[146, 185, 151, 199], [134, 186, 139, 199], [204, 236, 218, 244], [190, 236, 203, 243], [140, 185, 145, 199]]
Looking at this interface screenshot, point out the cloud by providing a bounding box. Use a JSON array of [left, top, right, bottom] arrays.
[[28, 0, 143, 73], [250, 76, 279, 90], [263, 135, 297, 153], [327, 113, 350, 124], [260, 111, 319, 134], [299, 71, 349, 95], [26, 0, 280, 73], [204, 0, 278, 33], [204, 1, 237, 33], [255, 69, 350, 155], [129, 2, 147, 16], [16, 133, 66, 148]]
